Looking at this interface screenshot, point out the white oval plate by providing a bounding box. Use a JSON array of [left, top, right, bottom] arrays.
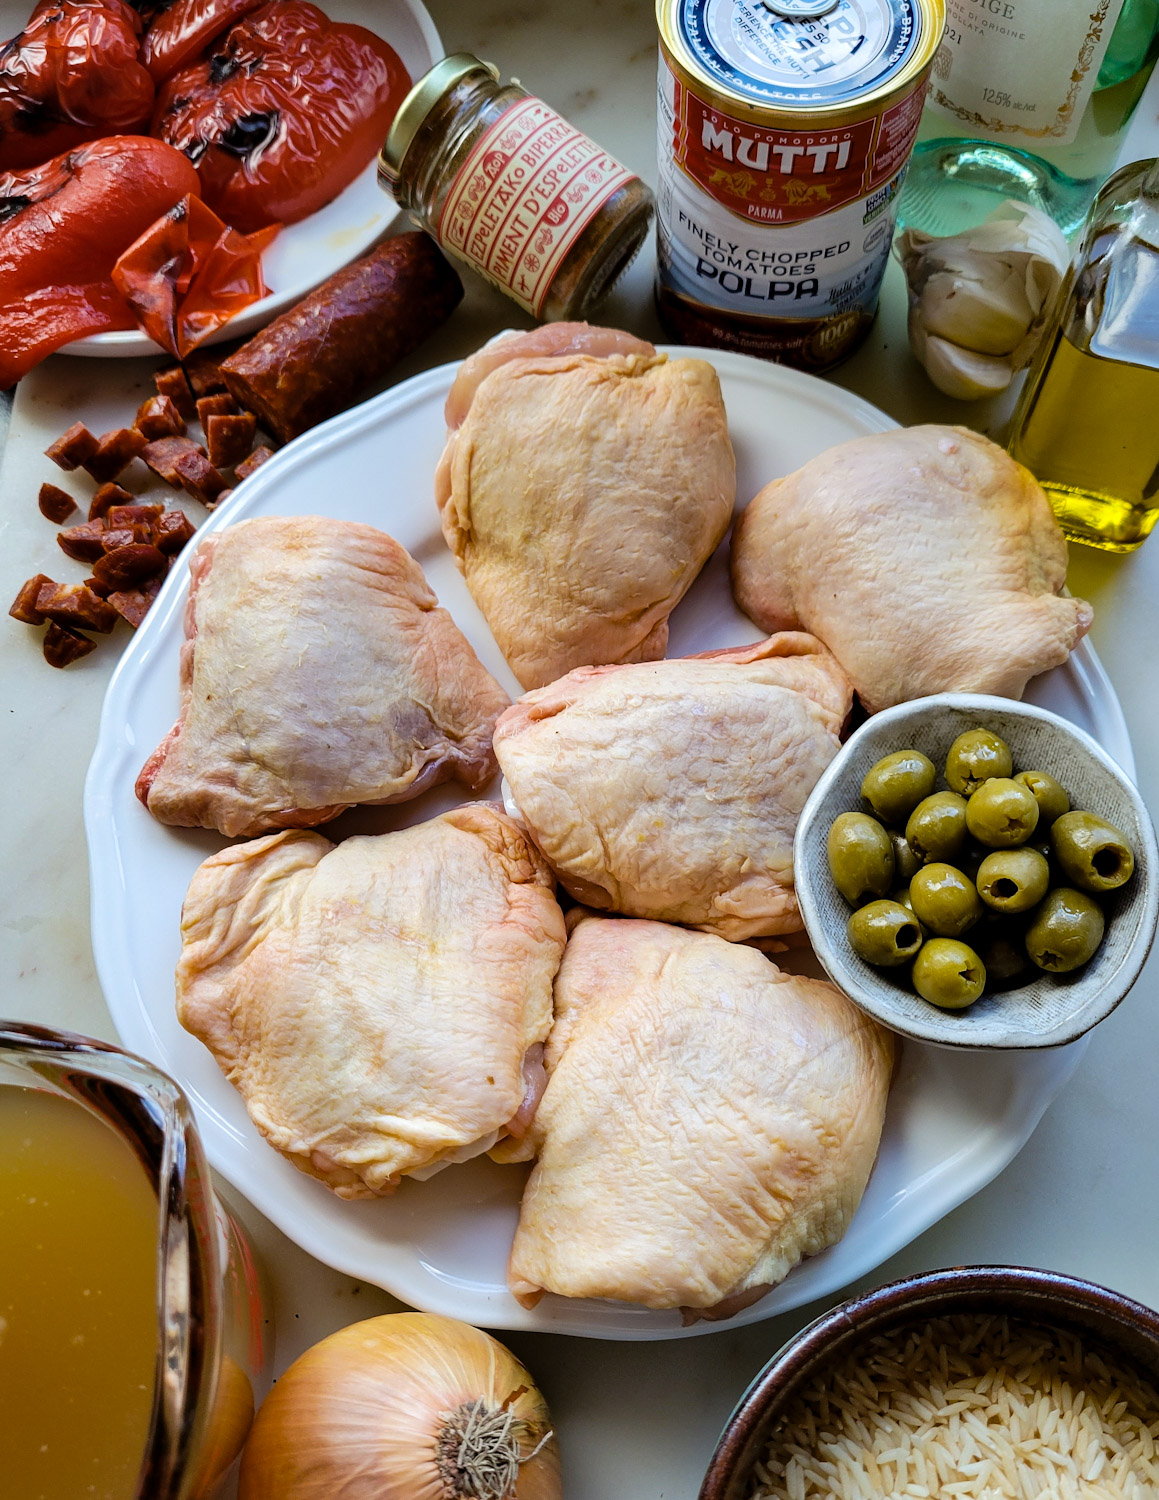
[[85, 350, 1132, 1339], [0, 0, 442, 357]]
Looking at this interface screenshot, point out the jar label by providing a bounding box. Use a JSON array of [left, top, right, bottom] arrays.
[[437, 98, 636, 317], [929, 0, 1127, 146], [656, 53, 926, 323]]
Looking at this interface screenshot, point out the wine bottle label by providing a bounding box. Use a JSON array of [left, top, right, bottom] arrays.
[[929, 0, 1127, 146]]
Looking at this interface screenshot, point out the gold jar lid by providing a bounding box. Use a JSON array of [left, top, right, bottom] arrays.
[[378, 53, 500, 189]]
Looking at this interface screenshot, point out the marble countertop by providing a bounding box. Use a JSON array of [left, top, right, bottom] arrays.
[[2, 4, 1159, 1497]]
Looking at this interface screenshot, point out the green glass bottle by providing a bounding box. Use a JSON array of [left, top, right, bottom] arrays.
[[900, 0, 1159, 235]]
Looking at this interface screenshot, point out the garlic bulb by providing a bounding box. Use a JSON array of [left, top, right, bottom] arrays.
[[896, 201, 1070, 400], [238, 1314, 561, 1500]]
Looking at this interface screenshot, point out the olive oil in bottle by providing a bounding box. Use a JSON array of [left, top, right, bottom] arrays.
[[1008, 157, 1159, 552]]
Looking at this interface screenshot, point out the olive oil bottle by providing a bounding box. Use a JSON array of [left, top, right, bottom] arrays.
[[1007, 157, 1159, 552]]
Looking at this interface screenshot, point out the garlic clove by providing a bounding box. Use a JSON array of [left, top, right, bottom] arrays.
[[908, 307, 1014, 401], [918, 266, 1035, 356], [897, 199, 1070, 400]]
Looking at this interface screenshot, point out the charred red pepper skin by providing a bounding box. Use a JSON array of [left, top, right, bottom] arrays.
[[141, 0, 265, 85], [0, 0, 155, 171], [152, 0, 410, 232], [112, 192, 279, 356], [0, 136, 200, 387]]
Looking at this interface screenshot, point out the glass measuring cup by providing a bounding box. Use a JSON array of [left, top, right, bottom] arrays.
[[0, 1021, 270, 1499]]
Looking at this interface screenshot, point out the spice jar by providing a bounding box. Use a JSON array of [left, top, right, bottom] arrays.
[[379, 54, 654, 321]]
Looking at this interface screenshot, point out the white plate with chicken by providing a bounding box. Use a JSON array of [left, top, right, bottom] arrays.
[[85, 345, 1131, 1338]]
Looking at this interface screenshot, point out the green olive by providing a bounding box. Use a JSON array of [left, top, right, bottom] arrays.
[[1051, 810, 1135, 893], [965, 778, 1040, 848], [861, 750, 937, 825], [847, 900, 924, 967], [827, 812, 895, 904], [976, 848, 1051, 914], [945, 728, 1013, 796], [912, 938, 987, 1009], [1025, 887, 1106, 972], [906, 792, 969, 864], [1014, 770, 1070, 826], [974, 921, 1035, 991], [909, 862, 984, 937], [890, 830, 923, 885]]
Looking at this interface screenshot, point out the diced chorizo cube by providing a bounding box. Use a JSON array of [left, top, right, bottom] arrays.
[[105, 504, 163, 542], [136, 394, 188, 440], [153, 510, 196, 554], [57, 519, 109, 563], [35, 580, 119, 634], [196, 393, 240, 426], [83, 427, 149, 484], [172, 448, 228, 508], [9, 573, 55, 624], [205, 411, 257, 469], [92, 543, 168, 591], [89, 483, 134, 521], [38, 482, 77, 523], [108, 573, 166, 628], [84, 574, 114, 599], [142, 436, 206, 486], [106, 503, 163, 527], [45, 422, 100, 471], [100, 527, 138, 553], [155, 365, 197, 420], [234, 445, 275, 482], [183, 349, 229, 396], [43, 622, 97, 667]]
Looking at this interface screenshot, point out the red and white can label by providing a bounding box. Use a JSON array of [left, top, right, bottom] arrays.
[[657, 51, 927, 323], [438, 97, 636, 317]]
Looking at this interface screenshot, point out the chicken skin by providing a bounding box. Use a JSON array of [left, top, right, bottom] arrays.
[[437, 324, 736, 689], [176, 806, 566, 1198], [137, 516, 510, 837], [505, 915, 894, 1316], [494, 634, 852, 940], [731, 425, 1093, 713]]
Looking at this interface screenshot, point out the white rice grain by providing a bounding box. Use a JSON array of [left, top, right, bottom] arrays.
[[747, 1315, 1159, 1500]]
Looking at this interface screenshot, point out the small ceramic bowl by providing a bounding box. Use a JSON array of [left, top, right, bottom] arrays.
[[699, 1265, 1159, 1500], [794, 693, 1159, 1049]]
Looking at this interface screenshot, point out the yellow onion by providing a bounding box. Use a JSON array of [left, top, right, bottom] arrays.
[[238, 1313, 560, 1500]]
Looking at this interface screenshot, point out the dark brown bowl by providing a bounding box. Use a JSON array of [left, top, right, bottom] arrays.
[[699, 1265, 1159, 1500]]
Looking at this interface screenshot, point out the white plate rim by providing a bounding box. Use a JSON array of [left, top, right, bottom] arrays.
[[32, 0, 442, 358], [84, 348, 1130, 1339]]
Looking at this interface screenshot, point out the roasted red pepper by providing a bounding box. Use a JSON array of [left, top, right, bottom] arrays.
[[112, 192, 278, 356], [0, 0, 155, 171], [0, 136, 199, 387], [152, 0, 410, 232], [140, 0, 264, 85]]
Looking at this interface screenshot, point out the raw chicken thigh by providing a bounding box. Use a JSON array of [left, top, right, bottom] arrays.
[[436, 324, 736, 689], [731, 425, 1093, 713], [137, 516, 510, 837], [504, 914, 894, 1317], [494, 634, 852, 939], [176, 805, 566, 1197]]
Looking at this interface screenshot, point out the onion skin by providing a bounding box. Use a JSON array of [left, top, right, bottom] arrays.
[[238, 1313, 561, 1500]]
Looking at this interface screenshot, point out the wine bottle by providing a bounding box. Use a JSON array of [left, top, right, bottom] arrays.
[[899, 0, 1159, 234]]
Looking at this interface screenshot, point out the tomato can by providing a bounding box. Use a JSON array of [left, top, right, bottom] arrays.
[[655, 0, 944, 369]]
